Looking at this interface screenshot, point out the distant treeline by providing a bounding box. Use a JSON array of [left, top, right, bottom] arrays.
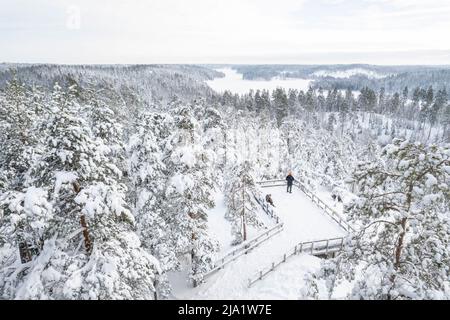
[[231, 65, 450, 97]]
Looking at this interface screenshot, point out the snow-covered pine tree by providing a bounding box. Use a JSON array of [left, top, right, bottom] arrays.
[[299, 272, 320, 300], [280, 118, 302, 175], [441, 101, 450, 141], [164, 103, 218, 286], [272, 88, 289, 127], [0, 186, 53, 298], [323, 139, 450, 300], [224, 161, 264, 245], [326, 113, 337, 132], [0, 78, 35, 191], [86, 92, 126, 174], [35, 83, 100, 255], [0, 78, 49, 267], [259, 122, 285, 179], [6, 84, 161, 300], [127, 109, 176, 299], [193, 101, 228, 177], [67, 182, 161, 300]]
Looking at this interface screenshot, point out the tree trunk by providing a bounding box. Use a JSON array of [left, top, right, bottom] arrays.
[[389, 184, 413, 298], [388, 217, 407, 299], [72, 182, 92, 254], [79, 215, 92, 254], [394, 218, 407, 270], [242, 213, 247, 242], [427, 122, 433, 142], [242, 182, 247, 242], [18, 235, 32, 264], [191, 246, 197, 287]]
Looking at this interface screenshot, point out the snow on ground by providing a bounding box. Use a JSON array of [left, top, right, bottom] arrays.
[[249, 254, 322, 299], [207, 191, 234, 255], [316, 185, 345, 215], [207, 189, 276, 257], [206, 68, 311, 95], [171, 185, 347, 299]]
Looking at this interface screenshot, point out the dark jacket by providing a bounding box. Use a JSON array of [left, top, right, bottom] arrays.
[[286, 175, 295, 185]]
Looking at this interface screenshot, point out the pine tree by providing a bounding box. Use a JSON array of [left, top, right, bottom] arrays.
[[3, 84, 160, 300], [164, 104, 218, 286], [0, 78, 36, 190], [0, 78, 47, 265], [427, 88, 447, 141], [288, 88, 299, 116], [224, 161, 263, 245], [441, 101, 450, 141], [0, 186, 53, 297], [127, 110, 176, 299], [86, 92, 125, 172], [339, 90, 351, 135], [197, 104, 228, 175], [327, 113, 337, 132], [272, 88, 289, 127], [305, 87, 316, 116], [323, 139, 450, 299]]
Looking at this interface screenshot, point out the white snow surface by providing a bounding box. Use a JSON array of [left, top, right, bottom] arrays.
[[170, 174, 195, 195], [171, 185, 347, 299], [206, 68, 311, 95], [53, 171, 78, 196], [207, 191, 234, 255]]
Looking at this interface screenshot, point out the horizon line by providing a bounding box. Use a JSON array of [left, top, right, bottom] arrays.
[[2, 62, 450, 67]]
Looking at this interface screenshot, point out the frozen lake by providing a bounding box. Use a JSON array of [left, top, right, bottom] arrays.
[[206, 68, 312, 95]]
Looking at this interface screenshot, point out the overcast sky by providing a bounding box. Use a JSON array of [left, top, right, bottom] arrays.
[[1, 0, 450, 65]]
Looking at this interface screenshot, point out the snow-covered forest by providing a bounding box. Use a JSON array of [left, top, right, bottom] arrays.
[[0, 64, 449, 300]]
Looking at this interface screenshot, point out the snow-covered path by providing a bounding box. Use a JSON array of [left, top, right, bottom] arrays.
[[172, 185, 346, 299]]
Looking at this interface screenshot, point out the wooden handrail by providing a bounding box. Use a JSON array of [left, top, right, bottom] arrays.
[[201, 190, 285, 284], [257, 179, 354, 232], [293, 180, 356, 233], [254, 194, 281, 224], [214, 222, 283, 267], [203, 223, 284, 281], [248, 236, 347, 287], [203, 179, 356, 287]]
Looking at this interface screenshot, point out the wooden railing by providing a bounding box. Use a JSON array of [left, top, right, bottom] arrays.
[[248, 236, 346, 288], [254, 195, 280, 224], [257, 179, 355, 233], [248, 179, 356, 288], [293, 181, 355, 233], [201, 192, 284, 284], [202, 223, 284, 281], [202, 179, 355, 287]]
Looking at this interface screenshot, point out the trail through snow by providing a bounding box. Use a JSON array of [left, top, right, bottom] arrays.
[[171, 185, 346, 299]]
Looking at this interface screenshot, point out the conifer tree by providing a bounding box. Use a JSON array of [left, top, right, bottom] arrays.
[[321, 139, 450, 299], [224, 161, 263, 244], [127, 110, 176, 298], [164, 104, 218, 286]]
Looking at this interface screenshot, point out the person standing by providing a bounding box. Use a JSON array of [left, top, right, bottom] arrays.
[[286, 171, 295, 193]]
